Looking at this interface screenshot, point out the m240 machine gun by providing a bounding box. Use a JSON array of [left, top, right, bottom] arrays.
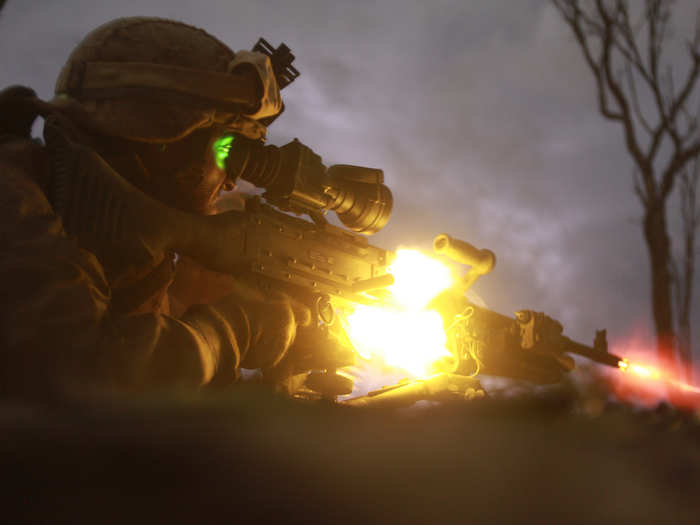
[[222, 38, 625, 402], [213, 132, 623, 402]]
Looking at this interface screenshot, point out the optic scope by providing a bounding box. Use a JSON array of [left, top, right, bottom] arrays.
[[224, 136, 393, 234]]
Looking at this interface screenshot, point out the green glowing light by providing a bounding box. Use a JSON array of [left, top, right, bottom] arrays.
[[212, 135, 235, 170]]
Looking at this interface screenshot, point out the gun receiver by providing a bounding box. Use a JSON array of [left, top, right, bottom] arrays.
[[235, 197, 394, 398], [240, 197, 392, 303]]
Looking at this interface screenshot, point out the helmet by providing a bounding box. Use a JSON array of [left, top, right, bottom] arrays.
[[53, 17, 282, 143]]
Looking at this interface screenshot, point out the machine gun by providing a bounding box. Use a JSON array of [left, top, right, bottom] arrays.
[[220, 38, 625, 403], [217, 134, 623, 402]]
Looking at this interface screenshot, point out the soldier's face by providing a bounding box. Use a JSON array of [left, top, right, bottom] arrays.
[[138, 128, 235, 215]]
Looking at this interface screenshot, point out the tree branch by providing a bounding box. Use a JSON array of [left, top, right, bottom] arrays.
[[595, 0, 651, 178], [553, 0, 625, 121], [664, 48, 700, 144], [625, 60, 654, 134], [661, 140, 700, 199]]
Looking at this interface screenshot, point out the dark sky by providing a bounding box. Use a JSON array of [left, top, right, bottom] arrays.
[[2, 0, 698, 374]]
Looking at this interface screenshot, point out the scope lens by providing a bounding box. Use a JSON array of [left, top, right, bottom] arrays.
[[326, 179, 393, 234], [339, 183, 393, 234]]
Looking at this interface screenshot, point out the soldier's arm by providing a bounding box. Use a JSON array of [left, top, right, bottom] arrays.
[[0, 138, 264, 397]]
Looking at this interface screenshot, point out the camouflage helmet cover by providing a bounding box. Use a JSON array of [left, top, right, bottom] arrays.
[[53, 17, 282, 142]]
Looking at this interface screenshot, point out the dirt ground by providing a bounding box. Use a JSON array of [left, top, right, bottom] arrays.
[[1, 385, 699, 525]]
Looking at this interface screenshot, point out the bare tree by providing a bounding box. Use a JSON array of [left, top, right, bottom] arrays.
[[552, 0, 700, 375]]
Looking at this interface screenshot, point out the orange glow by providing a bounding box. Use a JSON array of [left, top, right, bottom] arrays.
[[612, 343, 700, 409], [628, 364, 657, 379], [618, 360, 700, 394], [343, 249, 454, 377]]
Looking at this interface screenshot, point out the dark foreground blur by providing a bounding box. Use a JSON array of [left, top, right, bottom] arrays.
[[1, 385, 699, 524]]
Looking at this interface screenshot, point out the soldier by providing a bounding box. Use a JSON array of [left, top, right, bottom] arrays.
[[0, 17, 309, 398]]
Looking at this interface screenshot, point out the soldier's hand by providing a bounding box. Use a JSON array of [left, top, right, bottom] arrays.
[[214, 282, 311, 370]]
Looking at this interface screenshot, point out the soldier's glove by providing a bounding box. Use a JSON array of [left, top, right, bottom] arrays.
[[192, 281, 311, 371]]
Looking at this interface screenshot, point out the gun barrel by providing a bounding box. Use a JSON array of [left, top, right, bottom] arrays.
[[433, 234, 495, 275], [561, 336, 623, 368]]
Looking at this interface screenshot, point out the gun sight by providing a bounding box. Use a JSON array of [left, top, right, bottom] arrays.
[[225, 136, 393, 234]]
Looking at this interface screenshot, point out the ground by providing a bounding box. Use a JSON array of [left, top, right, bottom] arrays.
[[1, 385, 699, 524]]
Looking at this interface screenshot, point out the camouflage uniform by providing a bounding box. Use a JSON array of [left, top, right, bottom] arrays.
[[0, 18, 304, 398]]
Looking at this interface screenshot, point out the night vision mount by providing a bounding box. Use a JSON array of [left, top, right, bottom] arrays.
[[250, 38, 299, 126], [252, 38, 300, 90]]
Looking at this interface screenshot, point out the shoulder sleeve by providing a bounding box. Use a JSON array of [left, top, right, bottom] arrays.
[[0, 140, 245, 397]]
